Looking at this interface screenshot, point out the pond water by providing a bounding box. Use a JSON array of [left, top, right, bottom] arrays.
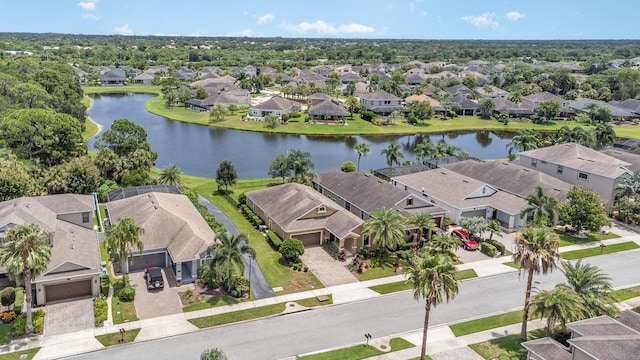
[[87, 93, 514, 178]]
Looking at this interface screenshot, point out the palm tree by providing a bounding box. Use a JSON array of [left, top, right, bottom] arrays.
[[0, 224, 51, 334], [487, 220, 502, 241], [557, 259, 617, 317], [407, 213, 438, 243], [209, 233, 255, 293], [406, 252, 459, 360], [430, 232, 459, 256], [519, 186, 560, 226], [353, 142, 370, 171], [512, 226, 561, 341], [106, 217, 144, 282], [158, 163, 183, 186], [593, 123, 616, 150], [287, 149, 315, 184], [506, 129, 540, 153], [363, 208, 407, 251], [617, 170, 640, 197], [414, 141, 438, 164], [381, 141, 405, 166], [531, 288, 584, 337], [344, 96, 361, 117]]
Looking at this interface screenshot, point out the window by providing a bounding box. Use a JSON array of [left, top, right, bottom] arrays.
[[578, 172, 589, 180], [345, 202, 351, 211], [531, 159, 537, 168], [318, 206, 326, 213], [317, 186, 323, 194], [557, 165, 563, 175], [363, 234, 370, 247], [406, 197, 413, 206], [360, 210, 366, 220], [82, 212, 90, 223]]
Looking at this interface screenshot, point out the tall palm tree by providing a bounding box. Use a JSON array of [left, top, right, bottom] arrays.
[[531, 288, 584, 337], [406, 252, 459, 360], [287, 149, 315, 184], [519, 186, 560, 226], [506, 129, 540, 153], [363, 208, 407, 251], [381, 141, 405, 166], [209, 233, 255, 293], [414, 141, 438, 164], [593, 123, 616, 150], [353, 142, 370, 171], [344, 96, 361, 117], [430, 232, 459, 256], [512, 226, 561, 341], [557, 259, 617, 317], [158, 163, 183, 186], [0, 224, 51, 334], [407, 213, 438, 243], [106, 217, 144, 282]]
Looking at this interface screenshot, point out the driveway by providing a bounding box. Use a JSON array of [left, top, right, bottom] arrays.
[[43, 298, 95, 336], [129, 269, 184, 319], [299, 247, 358, 287]]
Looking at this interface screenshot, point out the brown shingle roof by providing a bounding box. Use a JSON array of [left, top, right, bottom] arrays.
[[360, 90, 401, 101], [308, 100, 347, 117], [253, 96, 299, 111]]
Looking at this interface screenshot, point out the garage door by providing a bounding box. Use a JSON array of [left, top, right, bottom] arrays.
[[129, 252, 166, 272], [294, 232, 321, 247], [461, 210, 486, 219], [46, 280, 92, 302]]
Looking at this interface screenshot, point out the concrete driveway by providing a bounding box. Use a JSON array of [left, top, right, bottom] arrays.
[[300, 247, 358, 287], [129, 269, 184, 319], [43, 298, 95, 336]]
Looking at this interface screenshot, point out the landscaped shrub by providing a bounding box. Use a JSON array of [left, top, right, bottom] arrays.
[[13, 309, 45, 336], [479, 242, 499, 257], [280, 238, 305, 264], [267, 231, 283, 250], [396, 249, 413, 260], [486, 240, 506, 255], [1, 287, 16, 310], [0, 311, 16, 323], [118, 287, 136, 302], [94, 297, 108, 325], [32, 309, 44, 333], [360, 111, 376, 122], [237, 193, 246, 205], [100, 275, 110, 296], [231, 276, 249, 297]]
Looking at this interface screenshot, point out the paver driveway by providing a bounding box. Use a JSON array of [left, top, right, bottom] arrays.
[[129, 269, 185, 319], [43, 298, 95, 336], [299, 247, 358, 287]]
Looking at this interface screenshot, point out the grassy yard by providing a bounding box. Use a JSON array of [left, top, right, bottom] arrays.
[[0, 349, 40, 360], [450, 310, 523, 337], [298, 338, 414, 360], [368, 269, 477, 295], [95, 328, 140, 346], [358, 264, 398, 281], [555, 230, 620, 247], [469, 329, 545, 360], [111, 279, 138, 324], [188, 303, 285, 329], [295, 295, 334, 307], [611, 285, 640, 302], [561, 241, 639, 260], [182, 295, 241, 312]]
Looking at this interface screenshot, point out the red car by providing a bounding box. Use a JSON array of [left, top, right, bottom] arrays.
[[451, 229, 478, 251]]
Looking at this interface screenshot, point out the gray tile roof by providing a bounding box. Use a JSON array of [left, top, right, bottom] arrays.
[[522, 91, 563, 103], [601, 149, 640, 171], [521, 337, 571, 360], [253, 96, 299, 111], [307, 93, 333, 101], [108, 193, 216, 262], [308, 100, 347, 117], [617, 310, 640, 333], [245, 183, 362, 240], [519, 143, 632, 179], [442, 160, 571, 202], [568, 336, 640, 360], [359, 90, 401, 101]]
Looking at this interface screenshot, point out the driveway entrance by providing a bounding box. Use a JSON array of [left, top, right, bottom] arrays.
[[43, 298, 95, 336], [299, 247, 358, 287], [129, 268, 184, 319]]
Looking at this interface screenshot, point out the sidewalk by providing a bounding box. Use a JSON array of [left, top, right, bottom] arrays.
[[2, 223, 638, 359]]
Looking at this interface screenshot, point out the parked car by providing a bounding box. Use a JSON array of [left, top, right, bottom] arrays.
[[144, 267, 164, 290], [451, 229, 478, 250]]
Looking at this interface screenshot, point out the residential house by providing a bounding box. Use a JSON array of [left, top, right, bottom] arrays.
[[521, 91, 569, 115], [522, 310, 640, 360], [296, 72, 327, 88], [71, 65, 87, 85], [406, 74, 427, 86], [249, 96, 301, 120], [133, 72, 154, 84], [313, 171, 447, 242], [308, 99, 348, 123], [0, 194, 101, 305], [492, 97, 534, 118], [245, 183, 363, 253], [475, 85, 508, 98], [359, 90, 404, 116], [233, 65, 257, 78], [392, 169, 529, 230], [569, 98, 637, 120], [444, 84, 472, 96], [340, 73, 362, 84], [444, 95, 481, 116], [600, 149, 640, 171], [100, 69, 125, 86], [307, 92, 333, 106], [107, 192, 217, 283], [518, 143, 633, 206], [608, 99, 640, 117]]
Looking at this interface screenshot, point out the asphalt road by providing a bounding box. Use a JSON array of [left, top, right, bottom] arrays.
[[65, 249, 640, 360]]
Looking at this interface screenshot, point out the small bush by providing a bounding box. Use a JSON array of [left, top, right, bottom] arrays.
[[479, 242, 499, 257], [0, 311, 16, 323], [267, 231, 283, 250], [118, 287, 136, 302], [100, 276, 110, 296], [237, 193, 246, 205], [1, 287, 16, 309], [280, 238, 305, 263], [94, 297, 108, 325], [13, 309, 45, 336], [182, 289, 193, 299], [396, 250, 413, 260], [360, 111, 376, 122], [487, 240, 506, 255]]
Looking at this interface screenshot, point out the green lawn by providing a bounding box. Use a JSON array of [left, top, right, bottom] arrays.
[[111, 280, 138, 324], [182, 295, 241, 312], [95, 328, 140, 346], [611, 286, 640, 302], [0, 323, 11, 346], [450, 310, 523, 337], [561, 241, 639, 260], [457, 268, 479, 280], [358, 264, 398, 281], [469, 329, 545, 360], [555, 230, 620, 247], [295, 295, 333, 307], [188, 303, 285, 329], [369, 269, 477, 295], [298, 338, 414, 360], [0, 348, 40, 360]]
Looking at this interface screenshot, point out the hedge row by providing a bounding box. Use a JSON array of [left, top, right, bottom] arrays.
[[239, 204, 263, 227], [267, 231, 283, 250], [485, 239, 506, 255], [479, 242, 499, 257]]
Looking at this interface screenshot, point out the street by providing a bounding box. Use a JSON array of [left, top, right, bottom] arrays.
[[65, 249, 640, 360]]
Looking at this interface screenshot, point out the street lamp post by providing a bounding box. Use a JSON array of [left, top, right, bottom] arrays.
[[248, 253, 253, 298]]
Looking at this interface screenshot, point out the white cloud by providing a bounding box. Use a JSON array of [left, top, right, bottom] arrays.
[[281, 20, 374, 35], [505, 11, 524, 21], [114, 24, 134, 35], [257, 13, 274, 25], [81, 13, 100, 20], [461, 12, 499, 29], [226, 29, 252, 37], [78, 0, 100, 11], [409, 2, 427, 17]]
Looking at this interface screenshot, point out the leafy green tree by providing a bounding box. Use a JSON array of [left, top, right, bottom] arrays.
[[1, 287, 16, 311], [537, 100, 561, 121], [406, 252, 458, 360], [264, 114, 279, 129], [458, 217, 488, 239], [158, 163, 183, 186], [557, 260, 617, 318], [208, 233, 255, 293], [593, 123, 616, 149], [560, 185, 610, 233], [164, 91, 176, 108], [531, 288, 584, 337], [194, 86, 208, 100], [0, 109, 86, 167], [381, 141, 405, 166], [410, 101, 434, 123], [209, 104, 227, 123], [344, 96, 360, 117], [0, 224, 51, 334], [200, 348, 228, 360], [520, 186, 560, 226], [44, 156, 101, 195], [353, 142, 370, 171], [279, 238, 305, 263], [363, 208, 407, 251], [286, 149, 315, 184], [512, 226, 560, 341], [106, 217, 144, 282], [216, 160, 238, 192], [617, 170, 640, 197], [487, 220, 502, 241], [94, 119, 154, 157], [479, 98, 495, 119], [430, 233, 459, 256], [340, 161, 356, 173], [268, 154, 289, 182], [10, 82, 50, 109], [407, 213, 438, 242]]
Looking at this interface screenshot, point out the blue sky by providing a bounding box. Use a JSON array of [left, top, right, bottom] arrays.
[[0, 0, 637, 40]]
